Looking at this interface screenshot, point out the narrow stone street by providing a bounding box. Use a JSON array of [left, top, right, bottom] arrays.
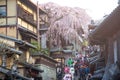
[[0, 0, 119, 80]]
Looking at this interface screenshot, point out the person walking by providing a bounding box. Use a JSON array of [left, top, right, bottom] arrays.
[[74, 61, 79, 76], [63, 71, 72, 80], [57, 68, 62, 80], [64, 65, 70, 74], [70, 66, 74, 80], [67, 58, 73, 67]]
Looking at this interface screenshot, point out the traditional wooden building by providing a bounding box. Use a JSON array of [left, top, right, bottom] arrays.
[[0, 34, 45, 79], [31, 53, 58, 80], [0, 0, 46, 59], [50, 47, 73, 66], [0, 34, 30, 80], [0, 0, 47, 79], [88, 5, 120, 80], [18, 61, 44, 80]]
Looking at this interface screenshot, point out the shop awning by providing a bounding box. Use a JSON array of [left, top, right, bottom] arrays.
[[0, 34, 36, 49], [50, 47, 74, 53], [0, 44, 23, 55], [31, 52, 58, 63], [18, 61, 44, 73], [0, 66, 30, 80]]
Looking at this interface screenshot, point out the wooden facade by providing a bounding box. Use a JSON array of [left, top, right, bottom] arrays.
[[0, 0, 47, 79], [0, 0, 42, 58], [88, 5, 120, 80]]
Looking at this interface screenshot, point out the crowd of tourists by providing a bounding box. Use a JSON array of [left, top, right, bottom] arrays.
[[62, 54, 91, 80]]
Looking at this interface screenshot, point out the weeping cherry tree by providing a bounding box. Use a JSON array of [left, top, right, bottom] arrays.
[[40, 2, 91, 52]]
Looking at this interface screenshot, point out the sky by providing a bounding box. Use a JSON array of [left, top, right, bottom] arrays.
[[32, 0, 118, 20]]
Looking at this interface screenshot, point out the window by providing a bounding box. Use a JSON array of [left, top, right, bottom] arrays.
[[0, 6, 6, 17], [113, 40, 118, 63]]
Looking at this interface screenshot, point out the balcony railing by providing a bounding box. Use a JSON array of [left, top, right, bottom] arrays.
[[17, 5, 37, 26]]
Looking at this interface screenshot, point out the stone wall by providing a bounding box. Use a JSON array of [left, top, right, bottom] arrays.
[[38, 64, 56, 80]]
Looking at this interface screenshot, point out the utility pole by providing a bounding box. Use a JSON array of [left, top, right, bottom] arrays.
[[118, 0, 120, 4], [37, 1, 40, 44]]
